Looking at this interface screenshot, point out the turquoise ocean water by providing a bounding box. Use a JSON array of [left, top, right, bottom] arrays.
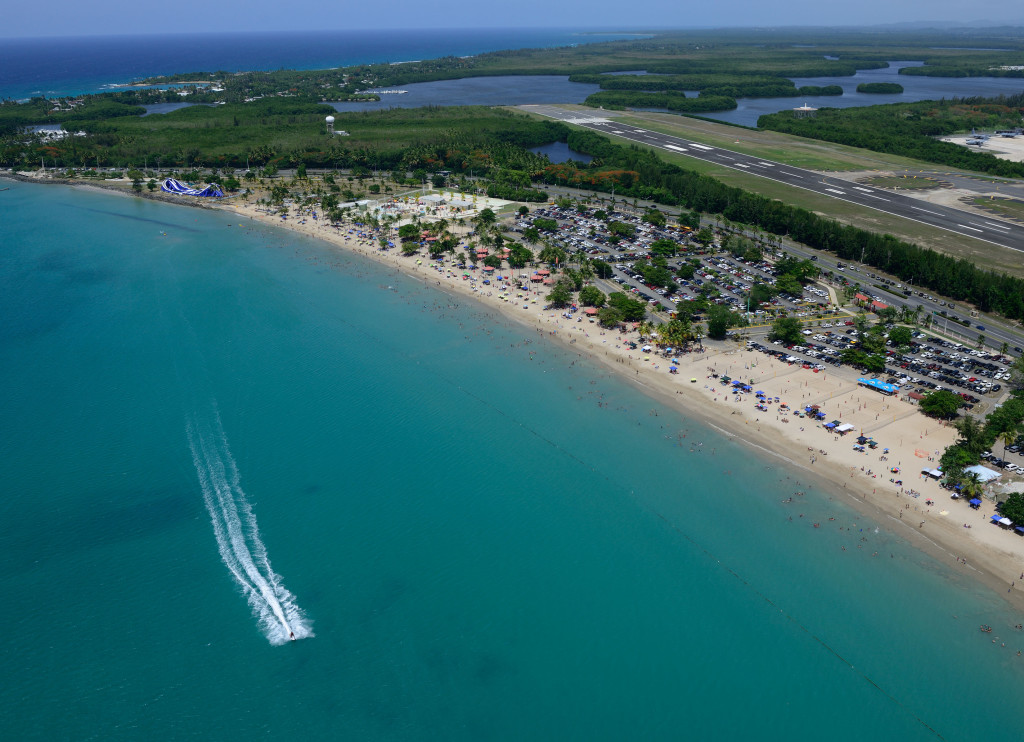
[[2, 181, 1023, 740]]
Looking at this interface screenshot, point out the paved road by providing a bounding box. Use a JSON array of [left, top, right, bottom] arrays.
[[521, 105, 1024, 254]]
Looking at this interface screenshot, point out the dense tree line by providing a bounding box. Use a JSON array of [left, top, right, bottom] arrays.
[[583, 91, 737, 113], [758, 93, 1024, 178], [0, 103, 565, 175], [855, 82, 904, 94], [533, 128, 1024, 321], [569, 73, 801, 98]]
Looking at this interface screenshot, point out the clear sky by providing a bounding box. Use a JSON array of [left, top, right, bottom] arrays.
[[4, 0, 1021, 38]]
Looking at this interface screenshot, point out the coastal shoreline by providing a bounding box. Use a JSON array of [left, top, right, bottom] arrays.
[[8, 173, 1024, 619]]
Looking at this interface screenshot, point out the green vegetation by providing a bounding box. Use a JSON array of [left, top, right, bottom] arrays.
[[1002, 493, 1024, 526], [2, 102, 565, 175], [856, 82, 904, 94], [608, 292, 648, 322], [919, 389, 964, 419], [769, 316, 803, 344], [583, 91, 737, 113], [759, 92, 1024, 178]]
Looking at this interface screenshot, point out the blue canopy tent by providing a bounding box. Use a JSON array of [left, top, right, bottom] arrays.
[[969, 498, 982, 509]]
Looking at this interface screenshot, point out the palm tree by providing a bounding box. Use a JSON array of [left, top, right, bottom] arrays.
[[1001, 427, 1019, 463], [960, 471, 984, 500], [637, 321, 655, 342]]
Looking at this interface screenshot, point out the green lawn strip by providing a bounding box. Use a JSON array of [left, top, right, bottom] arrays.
[[972, 197, 1024, 220], [865, 175, 943, 189]]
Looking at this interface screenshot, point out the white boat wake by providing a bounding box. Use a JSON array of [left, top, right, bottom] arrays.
[[188, 412, 312, 645]]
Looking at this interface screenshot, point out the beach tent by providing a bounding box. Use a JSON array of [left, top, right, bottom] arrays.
[[922, 468, 943, 479], [969, 498, 982, 508], [964, 464, 1001, 482], [835, 423, 855, 433]]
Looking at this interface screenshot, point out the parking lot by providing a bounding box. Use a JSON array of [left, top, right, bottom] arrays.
[[516, 205, 831, 316]]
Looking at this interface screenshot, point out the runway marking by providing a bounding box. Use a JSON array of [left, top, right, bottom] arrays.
[[781, 171, 803, 177], [982, 221, 1011, 231], [689, 143, 713, 151], [853, 187, 873, 193], [912, 206, 943, 216], [734, 163, 749, 167], [825, 188, 846, 195], [865, 194, 890, 201], [717, 155, 734, 161], [758, 162, 775, 167], [664, 144, 688, 152], [958, 224, 984, 233]]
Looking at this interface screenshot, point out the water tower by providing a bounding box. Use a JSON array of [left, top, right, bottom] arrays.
[[325, 115, 335, 135]]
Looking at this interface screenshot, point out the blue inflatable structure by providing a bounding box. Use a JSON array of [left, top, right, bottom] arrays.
[[161, 178, 224, 198]]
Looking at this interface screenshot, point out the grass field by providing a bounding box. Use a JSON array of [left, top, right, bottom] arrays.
[[865, 175, 943, 190]]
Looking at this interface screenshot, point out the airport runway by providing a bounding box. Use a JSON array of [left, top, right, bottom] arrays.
[[521, 105, 1024, 254]]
